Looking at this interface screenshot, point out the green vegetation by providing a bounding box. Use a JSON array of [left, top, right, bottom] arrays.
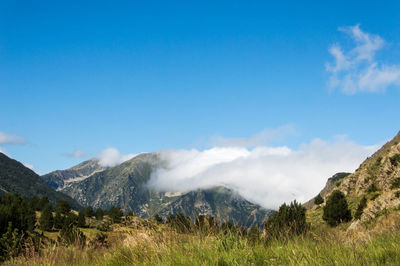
[[390, 154, 400, 167], [367, 183, 378, 193], [323, 190, 352, 226], [314, 194, 324, 205], [354, 196, 367, 220], [0, 152, 80, 209], [264, 201, 308, 238], [391, 177, 400, 189]]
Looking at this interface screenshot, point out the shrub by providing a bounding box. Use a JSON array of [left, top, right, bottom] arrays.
[[391, 178, 400, 189], [354, 196, 367, 220], [154, 214, 163, 223], [314, 194, 324, 205], [395, 191, 400, 198], [264, 200, 308, 238], [367, 183, 378, 193], [390, 154, 400, 167], [323, 190, 352, 226]]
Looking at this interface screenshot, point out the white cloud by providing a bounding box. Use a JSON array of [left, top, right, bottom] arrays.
[[326, 24, 400, 94], [66, 149, 87, 158], [98, 147, 136, 167], [149, 136, 377, 210], [0, 132, 25, 145]]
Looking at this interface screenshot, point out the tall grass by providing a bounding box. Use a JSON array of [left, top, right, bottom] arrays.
[[7, 226, 400, 265]]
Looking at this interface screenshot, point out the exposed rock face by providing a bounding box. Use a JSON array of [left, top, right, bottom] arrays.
[[308, 131, 400, 225], [41, 153, 273, 227]]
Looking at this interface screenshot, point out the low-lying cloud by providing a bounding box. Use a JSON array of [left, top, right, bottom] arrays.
[[98, 147, 136, 167], [326, 24, 400, 94], [149, 137, 377, 209]]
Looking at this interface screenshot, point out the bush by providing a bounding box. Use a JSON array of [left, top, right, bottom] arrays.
[[154, 214, 163, 223], [391, 178, 400, 189], [367, 183, 378, 193], [354, 196, 367, 220], [390, 154, 400, 167], [323, 190, 352, 226], [314, 194, 324, 205], [264, 200, 308, 238]]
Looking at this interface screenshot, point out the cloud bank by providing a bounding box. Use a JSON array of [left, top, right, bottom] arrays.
[[98, 147, 136, 167], [149, 137, 377, 209], [326, 24, 400, 94]]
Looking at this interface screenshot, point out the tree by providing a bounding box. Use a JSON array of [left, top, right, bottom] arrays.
[[107, 206, 123, 223], [77, 211, 86, 228], [264, 200, 308, 238], [84, 206, 95, 218], [54, 211, 64, 230], [38, 196, 50, 210], [55, 200, 70, 215], [323, 190, 352, 226], [39, 204, 54, 231], [354, 196, 367, 220], [95, 208, 104, 221], [314, 194, 324, 205]]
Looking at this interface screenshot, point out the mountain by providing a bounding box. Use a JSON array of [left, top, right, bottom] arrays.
[[41, 153, 273, 227], [306, 131, 400, 231], [42, 158, 105, 190], [0, 152, 81, 209]]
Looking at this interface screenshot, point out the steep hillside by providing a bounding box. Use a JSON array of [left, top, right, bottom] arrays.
[[0, 152, 81, 209], [43, 153, 273, 226], [307, 131, 400, 234]]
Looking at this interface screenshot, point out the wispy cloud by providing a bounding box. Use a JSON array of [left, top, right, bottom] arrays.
[[0, 132, 25, 146], [0, 131, 26, 155], [326, 24, 400, 94], [65, 149, 87, 158], [209, 125, 296, 148], [149, 133, 378, 209], [98, 147, 136, 167]]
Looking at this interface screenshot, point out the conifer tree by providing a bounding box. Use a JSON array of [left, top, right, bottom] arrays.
[[39, 204, 54, 231], [323, 190, 352, 226]]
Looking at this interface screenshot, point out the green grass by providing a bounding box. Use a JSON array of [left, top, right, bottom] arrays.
[[7, 225, 400, 265]]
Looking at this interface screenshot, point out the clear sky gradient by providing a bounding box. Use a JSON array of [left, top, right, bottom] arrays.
[[1, 1, 400, 174]]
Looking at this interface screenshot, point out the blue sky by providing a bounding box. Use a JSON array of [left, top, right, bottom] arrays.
[[1, 1, 400, 175]]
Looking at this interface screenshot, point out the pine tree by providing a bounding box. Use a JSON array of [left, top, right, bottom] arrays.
[[55, 200, 70, 215], [95, 208, 104, 221], [39, 204, 54, 231], [314, 194, 324, 205], [84, 206, 95, 217], [323, 190, 352, 226], [77, 211, 86, 227]]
